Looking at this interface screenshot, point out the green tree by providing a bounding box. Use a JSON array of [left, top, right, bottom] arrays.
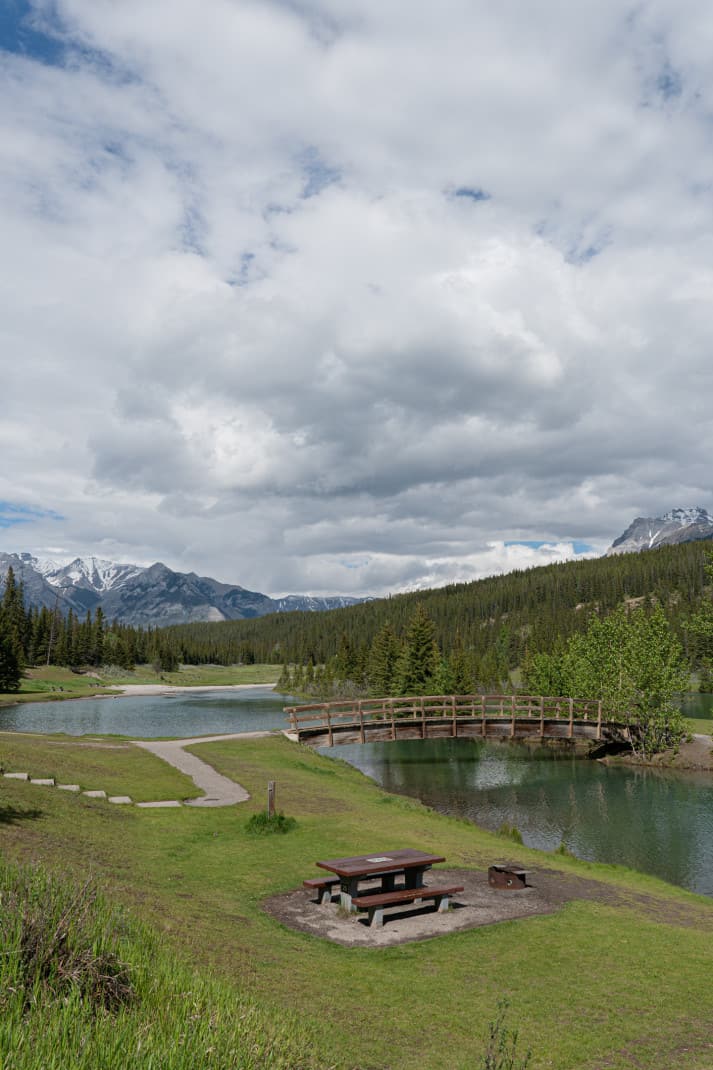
[[559, 604, 688, 758], [367, 623, 400, 696], [0, 632, 21, 691], [395, 605, 440, 694]]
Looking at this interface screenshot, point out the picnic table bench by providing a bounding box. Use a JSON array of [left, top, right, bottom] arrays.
[[352, 883, 464, 928]]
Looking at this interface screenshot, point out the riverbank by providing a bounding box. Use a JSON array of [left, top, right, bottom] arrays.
[[613, 731, 713, 772], [0, 664, 280, 708]]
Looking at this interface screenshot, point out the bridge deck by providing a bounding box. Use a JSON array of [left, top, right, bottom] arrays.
[[284, 694, 630, 748]]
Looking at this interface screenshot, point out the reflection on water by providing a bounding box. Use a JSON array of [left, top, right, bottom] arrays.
[[332, 736, 713, 896], [0, 687, 295, 738]]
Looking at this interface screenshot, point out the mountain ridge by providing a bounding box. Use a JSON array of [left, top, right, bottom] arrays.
[[606, 507, 713, 555], [0, 553, 367, 626]]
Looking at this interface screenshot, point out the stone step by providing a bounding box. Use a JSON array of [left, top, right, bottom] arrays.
[[31, 778, 55, 787], [57, 784, 81, 792], [3, 772, 29, 780], [135, 800, 182, 808], [108, 796, 133, 805], [82, 789, 107, 799]]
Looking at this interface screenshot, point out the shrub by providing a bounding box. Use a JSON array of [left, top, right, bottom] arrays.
[[245, 811, 297, 835]]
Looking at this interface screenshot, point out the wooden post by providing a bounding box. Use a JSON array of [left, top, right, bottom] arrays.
[[510, 693, 516, 738], [390, 698, 396, 741], [568, 697, 574, 739], [481, 694, 487, 738], [421, 695, 426, 739], [267, 781, 276, 818], [452, 695, 457, 738], [597, 700, 603, 741], [358, 700, 365, 743], [540, 695, 545, 736], [326, 704, 333, 747]]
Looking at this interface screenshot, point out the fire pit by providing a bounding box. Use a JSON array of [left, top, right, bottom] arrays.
[[488, 864, 529, 890]]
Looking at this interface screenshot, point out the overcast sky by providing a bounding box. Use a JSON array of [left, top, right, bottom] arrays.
[[1, 0, 712, 595]]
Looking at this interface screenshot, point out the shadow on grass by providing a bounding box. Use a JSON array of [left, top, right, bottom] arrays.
[[0, 804, 43, 825]]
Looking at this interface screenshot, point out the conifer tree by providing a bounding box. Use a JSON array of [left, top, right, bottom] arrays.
[[368, 623, 400, 696], [395, 604, 440, 694], [0, 632, 21, 691]]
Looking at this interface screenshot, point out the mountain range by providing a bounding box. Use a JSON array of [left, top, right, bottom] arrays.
[[0, 554, 366, 627], [2, 507, 711, 626]]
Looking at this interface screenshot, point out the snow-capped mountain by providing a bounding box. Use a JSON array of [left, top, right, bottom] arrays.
[[606, 507, 713, 555], [45, 556, 145, 594], [0, 553, 367, 626]]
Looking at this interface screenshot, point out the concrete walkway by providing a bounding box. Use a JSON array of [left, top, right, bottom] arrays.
[[132, 731, 272, 807]]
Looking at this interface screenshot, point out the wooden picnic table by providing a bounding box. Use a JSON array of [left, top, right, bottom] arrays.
[[315, 848, 446, 912]]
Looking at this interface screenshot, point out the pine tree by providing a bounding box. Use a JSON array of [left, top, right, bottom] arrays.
[[395, 604, 440, 694], [368, 623, 400, 696], [0, 632, 21, 691]]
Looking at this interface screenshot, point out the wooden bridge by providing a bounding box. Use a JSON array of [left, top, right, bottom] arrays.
[[284, 694, 632, 749]]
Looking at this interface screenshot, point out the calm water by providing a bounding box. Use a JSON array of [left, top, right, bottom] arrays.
[[335, 737, 713, 895], [0, 687, 294, 737], [2, 688, 712, 895]]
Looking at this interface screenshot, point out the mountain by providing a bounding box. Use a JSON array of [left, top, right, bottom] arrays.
[[0, 553, 366, 626], [606, 507, 713, 555]]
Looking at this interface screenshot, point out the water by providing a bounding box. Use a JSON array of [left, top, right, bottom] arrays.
[[333, 737, 713, 895], [0, 687, 294, 738]]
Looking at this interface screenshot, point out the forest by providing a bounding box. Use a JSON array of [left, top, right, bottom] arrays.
[[1, 541, 713, 702]]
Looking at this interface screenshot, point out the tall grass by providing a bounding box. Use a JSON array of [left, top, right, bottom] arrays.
[[0, 861, 319, 1070]]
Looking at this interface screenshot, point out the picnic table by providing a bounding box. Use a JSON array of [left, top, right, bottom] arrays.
[[314, 848, 447, 913]]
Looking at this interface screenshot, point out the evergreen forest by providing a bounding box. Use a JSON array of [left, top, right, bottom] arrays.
[[2, 542, 713, 704]]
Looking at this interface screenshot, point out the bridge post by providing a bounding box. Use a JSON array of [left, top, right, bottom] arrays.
[[358, 700, 365, 744], [452, 695, 457, 737], [540, 695, 545, 736], [390, 699, 396, 741], [481, 694, 487, 738], [568, 698, 574, 739], [421, 696, 426, 739], [597, 700, 602, 741], [510, 694, 516, 738], [327, 704, 333, 747]]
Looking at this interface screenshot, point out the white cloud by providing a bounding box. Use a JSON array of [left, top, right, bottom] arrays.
[[1, 1, 712, 595]]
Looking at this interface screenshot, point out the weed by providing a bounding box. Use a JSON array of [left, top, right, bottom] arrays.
[[497, 823, 524, 844], [481, 998, 531, 1070]]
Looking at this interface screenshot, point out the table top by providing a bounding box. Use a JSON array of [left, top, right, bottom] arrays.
[[315, 848, 446, 878]]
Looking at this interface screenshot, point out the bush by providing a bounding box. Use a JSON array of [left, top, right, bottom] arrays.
[[245, 811, 298, 835]]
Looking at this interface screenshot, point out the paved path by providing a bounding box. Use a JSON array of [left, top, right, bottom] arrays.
[[133, 732, 272, 807]]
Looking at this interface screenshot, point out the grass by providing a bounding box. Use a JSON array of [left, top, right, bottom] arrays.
[[97, 663, 281, 687], [0, 664, 281, 708], [686, 716, 713, 736], [0, 860, 317, 1069], [2, 733, 713, 1068], [0, 732, 199, 802]]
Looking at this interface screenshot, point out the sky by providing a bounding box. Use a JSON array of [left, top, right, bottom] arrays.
[[1, 0, 712, 596]]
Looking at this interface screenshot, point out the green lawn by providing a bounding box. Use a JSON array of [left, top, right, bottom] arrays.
[[0, 732, 198, 802], [2, 734, 713, 1068]]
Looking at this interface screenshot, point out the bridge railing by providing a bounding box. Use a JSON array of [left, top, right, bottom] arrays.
[[284, 693, 606, 738]]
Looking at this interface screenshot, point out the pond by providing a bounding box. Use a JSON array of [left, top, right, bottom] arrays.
[[0, 687, 294, 737]]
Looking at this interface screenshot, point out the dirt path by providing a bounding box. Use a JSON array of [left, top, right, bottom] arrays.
[[132, 732, 271, 806]]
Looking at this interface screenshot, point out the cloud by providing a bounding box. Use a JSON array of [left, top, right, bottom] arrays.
[[1, 1, 712, 594]]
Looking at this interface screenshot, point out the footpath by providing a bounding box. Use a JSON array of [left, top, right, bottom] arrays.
[[2, 731, 273, 808]]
